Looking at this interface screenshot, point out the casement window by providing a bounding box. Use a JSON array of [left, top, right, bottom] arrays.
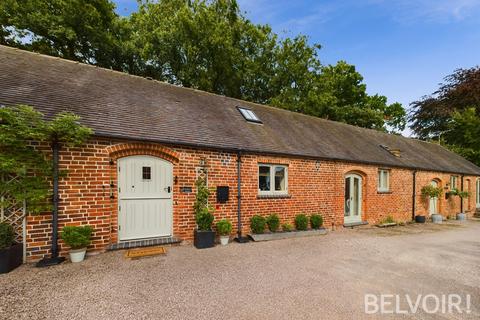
[[258, 164, 288, 195], [450, 175, 459, 190], [378, 169, 390, 192]]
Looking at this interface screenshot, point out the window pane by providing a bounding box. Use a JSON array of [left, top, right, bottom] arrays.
[[274, 167, 286, 191], [259, 166, 270, 191], [142, 166, 151, 180]]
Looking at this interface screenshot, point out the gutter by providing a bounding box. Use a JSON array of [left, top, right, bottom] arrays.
[[412, 170, 417, 221], [461, 175, 464, 213], [235, 150, 249, 243]]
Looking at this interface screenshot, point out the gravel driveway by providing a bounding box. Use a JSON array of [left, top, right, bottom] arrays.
[[1, 220, 479, 320]]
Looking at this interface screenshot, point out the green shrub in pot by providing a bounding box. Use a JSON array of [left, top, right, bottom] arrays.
[[61, 225, 93, 263], [216, 219, 232, 246], [0, 222, 15, 250]]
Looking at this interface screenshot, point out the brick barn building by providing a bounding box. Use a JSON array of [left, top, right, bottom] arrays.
[[1, 45, 479, 262]]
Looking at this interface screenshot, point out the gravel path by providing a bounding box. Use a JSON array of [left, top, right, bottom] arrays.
[[1, 221, 479, 320]]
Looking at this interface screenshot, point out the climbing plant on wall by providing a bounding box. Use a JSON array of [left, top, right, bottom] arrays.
[[0, 105, 93, 213]]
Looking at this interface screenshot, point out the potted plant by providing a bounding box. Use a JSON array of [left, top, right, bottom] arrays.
[[194, 177, 215, 249], [421, 185, 443, 223], [216, 219, 232, 246], [449, 189, 470, 221], [0, 222, 23, 274], [60, 225, 93, 263]]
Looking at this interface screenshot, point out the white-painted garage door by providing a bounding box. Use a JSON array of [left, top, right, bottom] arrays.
[[118, 156, 173, 241]]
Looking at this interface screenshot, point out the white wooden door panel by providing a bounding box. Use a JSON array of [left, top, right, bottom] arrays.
[[118, 156, 173, 241]]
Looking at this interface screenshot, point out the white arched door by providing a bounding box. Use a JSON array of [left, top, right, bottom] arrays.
[[345, 174, 362, 224], [429, 180, 439, 215], [118, 156, 173, 241]]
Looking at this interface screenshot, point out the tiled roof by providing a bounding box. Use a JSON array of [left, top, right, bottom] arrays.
[[1, 45, 479, 175]]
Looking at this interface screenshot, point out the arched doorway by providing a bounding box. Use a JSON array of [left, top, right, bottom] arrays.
[[117, 155, 173, 241], [429, 180, 439, 215], [345, 174, 362, 224]]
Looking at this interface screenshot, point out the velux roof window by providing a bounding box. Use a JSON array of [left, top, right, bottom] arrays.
[[237, 106, 262, 124]]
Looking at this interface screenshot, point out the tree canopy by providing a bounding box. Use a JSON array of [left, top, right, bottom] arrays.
[[409, 66, 480, 165], [0, 0, 405, 132]]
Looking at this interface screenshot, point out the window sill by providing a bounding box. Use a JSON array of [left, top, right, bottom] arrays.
[[377, 190, 392, 194], [257, 194, 292, 199]]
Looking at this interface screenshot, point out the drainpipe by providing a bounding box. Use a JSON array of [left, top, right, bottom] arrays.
[[235, 150, 249, 243], [461, 175, 464, 213], [412, 170, 417, 221], [36, 139, 66, 267]]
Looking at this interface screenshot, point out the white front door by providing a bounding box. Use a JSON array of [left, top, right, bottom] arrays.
[[476, 179, 480, 209], [345, 174, 362, 224], [118, 156, 173, 241], [429, 180, 439, 215]]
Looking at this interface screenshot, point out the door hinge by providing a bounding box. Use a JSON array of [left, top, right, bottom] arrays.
[[118, 166, 121, 172], [118, 225, 121, 231], [119, 205, 121, 211]]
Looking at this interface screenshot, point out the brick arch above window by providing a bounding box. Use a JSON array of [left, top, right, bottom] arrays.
[[344, 169, 367, 178], [106, 143, 180, 163]]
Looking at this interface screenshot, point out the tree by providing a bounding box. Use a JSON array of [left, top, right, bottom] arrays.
[[409, 67, 480, 139], [409, 67, 480, 165], [1, 0, 405, 132], [0, 0, 133, 71]]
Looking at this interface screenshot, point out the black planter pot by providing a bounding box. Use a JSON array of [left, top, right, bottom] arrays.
[[415, 215, 426, 223], [194, 229, 215, 249], [0, 243, 23, 274]]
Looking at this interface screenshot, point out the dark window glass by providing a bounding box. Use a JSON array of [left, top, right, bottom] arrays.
[[259, 166, 270, 191], [142, 166, 151, 180]]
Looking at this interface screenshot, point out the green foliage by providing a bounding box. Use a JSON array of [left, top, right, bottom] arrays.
[[265, 214, 280, 232], [0, 105, 92, 213], [250, 215, 266, 234], [0, 0, 133, 71], [61, 225, 93, 249], [194, 177, 214, 231], [281, 223, 293, 232], [1, 0, 404, 132], [310, 214, 323, 229], [409, 67, 480, 166], [449, 188, 470, 199], [421, 185, 443, 199], [216, 219, 232, 236], [294, 214, 308, 231], [379, 215, 395, 224], [0, 222, 15, 249]]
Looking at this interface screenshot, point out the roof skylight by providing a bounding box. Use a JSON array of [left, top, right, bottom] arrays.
[[238, 106, 262, 123]]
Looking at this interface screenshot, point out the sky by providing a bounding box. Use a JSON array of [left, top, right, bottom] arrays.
[[114, 0, 480, 135]]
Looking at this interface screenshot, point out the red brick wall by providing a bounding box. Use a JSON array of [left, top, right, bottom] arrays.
[[25, 138, 480, 261]]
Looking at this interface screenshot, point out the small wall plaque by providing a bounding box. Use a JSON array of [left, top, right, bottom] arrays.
[[180, 186, 193, 193]]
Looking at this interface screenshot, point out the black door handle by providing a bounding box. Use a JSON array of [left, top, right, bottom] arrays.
[[165, 186, 171, 193]]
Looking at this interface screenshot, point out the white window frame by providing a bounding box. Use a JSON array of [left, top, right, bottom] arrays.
[[258, 164, 288, 195], [450, 175, 458, 190], [378, 169, 390, 192]]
